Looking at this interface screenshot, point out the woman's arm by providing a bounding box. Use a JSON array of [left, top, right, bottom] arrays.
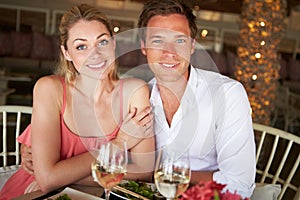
[[31, 76, 93, 193], [120, 78, 155, 182]]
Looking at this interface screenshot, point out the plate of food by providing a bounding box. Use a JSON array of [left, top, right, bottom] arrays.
[[46, 187, 102, 200], [110, 180, 164, 200]]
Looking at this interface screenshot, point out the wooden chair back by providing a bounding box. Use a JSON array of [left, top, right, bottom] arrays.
[[0, 105, 32, 167], [253, 123, 300, 200]]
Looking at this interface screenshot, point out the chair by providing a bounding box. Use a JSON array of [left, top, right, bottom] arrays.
[[253, 123, 300, 200], [271, 85, 290, 131], [0, 105, 32, 190], [288, 92, 300, 133], [0, 105, 32, 167]]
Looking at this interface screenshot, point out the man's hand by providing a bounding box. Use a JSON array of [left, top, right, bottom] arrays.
[[21, 144, 34, 174], [117, 106, 154, 149]]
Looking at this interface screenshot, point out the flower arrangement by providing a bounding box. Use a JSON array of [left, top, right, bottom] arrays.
[[180, 181, 250, 200]]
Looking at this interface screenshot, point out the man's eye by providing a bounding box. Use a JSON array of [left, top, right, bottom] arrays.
[[152, 39, 163, 44], [176, 39, 186, 44], [76, 45, 86, 50]]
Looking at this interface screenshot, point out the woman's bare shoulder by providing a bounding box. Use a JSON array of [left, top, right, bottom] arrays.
[[121, 77, 149, 90], [34, 75, 63, 90], [33, 75, 64, 98]]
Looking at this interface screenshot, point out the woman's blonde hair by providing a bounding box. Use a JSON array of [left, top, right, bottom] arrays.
[[55, 4, 118, 83]]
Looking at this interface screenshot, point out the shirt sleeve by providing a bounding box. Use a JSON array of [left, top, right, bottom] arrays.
[[212, 81, 256, 198]]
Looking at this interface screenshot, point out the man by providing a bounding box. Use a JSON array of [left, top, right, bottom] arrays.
[[137, 0, 256, 198]]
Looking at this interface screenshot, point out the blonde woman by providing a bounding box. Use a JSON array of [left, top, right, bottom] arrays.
[[0, 4, 154, 199]]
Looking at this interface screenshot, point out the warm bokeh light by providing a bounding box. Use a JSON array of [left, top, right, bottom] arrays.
[[260, 21, 266, 27], [252, 74, 258, 80], [234, 0, 287, 125], [201, 29, 208, 38], [255, 52, 262, 59], [113, 26, 120, 33]]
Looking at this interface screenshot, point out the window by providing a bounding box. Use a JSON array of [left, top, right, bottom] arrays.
[[0, 5, 49, 33]]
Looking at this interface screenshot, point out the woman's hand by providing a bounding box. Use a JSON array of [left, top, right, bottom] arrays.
[[117, 106, 154, 149], [24, 180, 40, 194], [21, 144, 34, 174]]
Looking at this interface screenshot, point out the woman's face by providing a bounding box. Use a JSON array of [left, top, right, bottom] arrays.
[[61, 19, 116, 79]]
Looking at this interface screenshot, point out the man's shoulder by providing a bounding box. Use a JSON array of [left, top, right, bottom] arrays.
[[193, 67, 239, 85]]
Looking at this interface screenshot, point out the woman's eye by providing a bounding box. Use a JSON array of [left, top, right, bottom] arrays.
[[99, 39, 109, 46], [76, 45, 87, 51]]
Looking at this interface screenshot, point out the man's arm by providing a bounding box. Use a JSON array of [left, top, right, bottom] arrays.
[[190, 171, 214, 185], [21, 144, 34, 174]]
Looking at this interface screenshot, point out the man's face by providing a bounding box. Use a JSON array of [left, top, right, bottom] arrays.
[[141, 14, 195, 83]]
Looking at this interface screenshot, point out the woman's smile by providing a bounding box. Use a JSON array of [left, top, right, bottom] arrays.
[[86, 60, 107, 70]]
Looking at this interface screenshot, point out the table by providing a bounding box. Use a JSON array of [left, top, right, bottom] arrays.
[[12, 184, 104, 200], [0, 88, 15, 105], [0, 73, 34, 105]]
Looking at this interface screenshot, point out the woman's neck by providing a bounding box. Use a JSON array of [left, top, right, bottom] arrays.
[[73, 74, 114, 99]]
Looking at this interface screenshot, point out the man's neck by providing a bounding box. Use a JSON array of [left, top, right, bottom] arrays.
[[156, 77, 188, 126]]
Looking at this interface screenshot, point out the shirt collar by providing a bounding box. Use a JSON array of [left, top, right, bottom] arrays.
[[149, 65, 199, 107]]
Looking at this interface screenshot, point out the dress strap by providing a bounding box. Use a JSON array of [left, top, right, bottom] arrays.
[[119, 79, 123, 123], [105, 79, 124, 141], [58, 76, 67, 115]]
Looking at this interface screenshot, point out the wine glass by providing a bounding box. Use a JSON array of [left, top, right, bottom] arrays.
[[91, 139, 128, 200], [154, 147, 191, 200]]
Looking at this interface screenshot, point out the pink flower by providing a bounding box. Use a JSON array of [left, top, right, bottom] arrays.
[[180, 181, 249, 200]]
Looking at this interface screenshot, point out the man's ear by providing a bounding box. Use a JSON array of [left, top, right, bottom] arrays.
[[140, 40, 147, 55], [191, 39, 195, 55], [61, 45, 72, 61]]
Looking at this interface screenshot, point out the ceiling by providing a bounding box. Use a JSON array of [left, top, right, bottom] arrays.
[[131, 0, 300, 16]]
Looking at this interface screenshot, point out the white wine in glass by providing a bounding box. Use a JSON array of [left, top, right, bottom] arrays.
[[91, 139, 128, 200], [154, 148, 190, 200]]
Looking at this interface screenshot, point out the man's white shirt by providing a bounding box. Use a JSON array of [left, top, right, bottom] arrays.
[[149, 66, 256, 198]]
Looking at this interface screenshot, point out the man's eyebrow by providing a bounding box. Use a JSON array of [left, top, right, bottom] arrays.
[[148, 33, 189, 39], [148, 34, 163, 39]]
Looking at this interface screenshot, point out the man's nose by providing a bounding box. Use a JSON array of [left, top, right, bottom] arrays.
[[162, 42, 176, 55]]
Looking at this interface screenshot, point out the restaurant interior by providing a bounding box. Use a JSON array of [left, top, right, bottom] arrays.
[[0, 0, 299, 199]]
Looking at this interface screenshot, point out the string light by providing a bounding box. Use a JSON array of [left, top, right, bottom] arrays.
[[113, 26, 120, 33], [252, 74, 258, 80], [201, 29, 208, 38], [234, 0, 287, 125], [255, 52, 262, 59], [259, 21, 266, 27]]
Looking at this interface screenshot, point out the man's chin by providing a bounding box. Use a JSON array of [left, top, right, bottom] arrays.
[[156, 75, 182, 83]]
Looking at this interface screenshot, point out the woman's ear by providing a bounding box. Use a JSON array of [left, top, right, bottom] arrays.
[[140, 40, 146, 56], [60, 45, 72, 61]]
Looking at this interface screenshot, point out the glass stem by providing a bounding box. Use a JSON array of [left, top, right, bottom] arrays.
[[104, 189, 111, 200]]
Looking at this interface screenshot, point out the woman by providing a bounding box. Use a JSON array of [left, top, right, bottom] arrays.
[[0, 4, 155, 199]]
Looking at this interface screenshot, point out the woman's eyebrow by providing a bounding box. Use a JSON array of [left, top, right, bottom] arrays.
[[72, 33, 110, 44], [97, 33, 109, 39]]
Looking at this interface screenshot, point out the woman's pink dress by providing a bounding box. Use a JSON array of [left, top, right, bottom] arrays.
[[0, 77, 123, 200]]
